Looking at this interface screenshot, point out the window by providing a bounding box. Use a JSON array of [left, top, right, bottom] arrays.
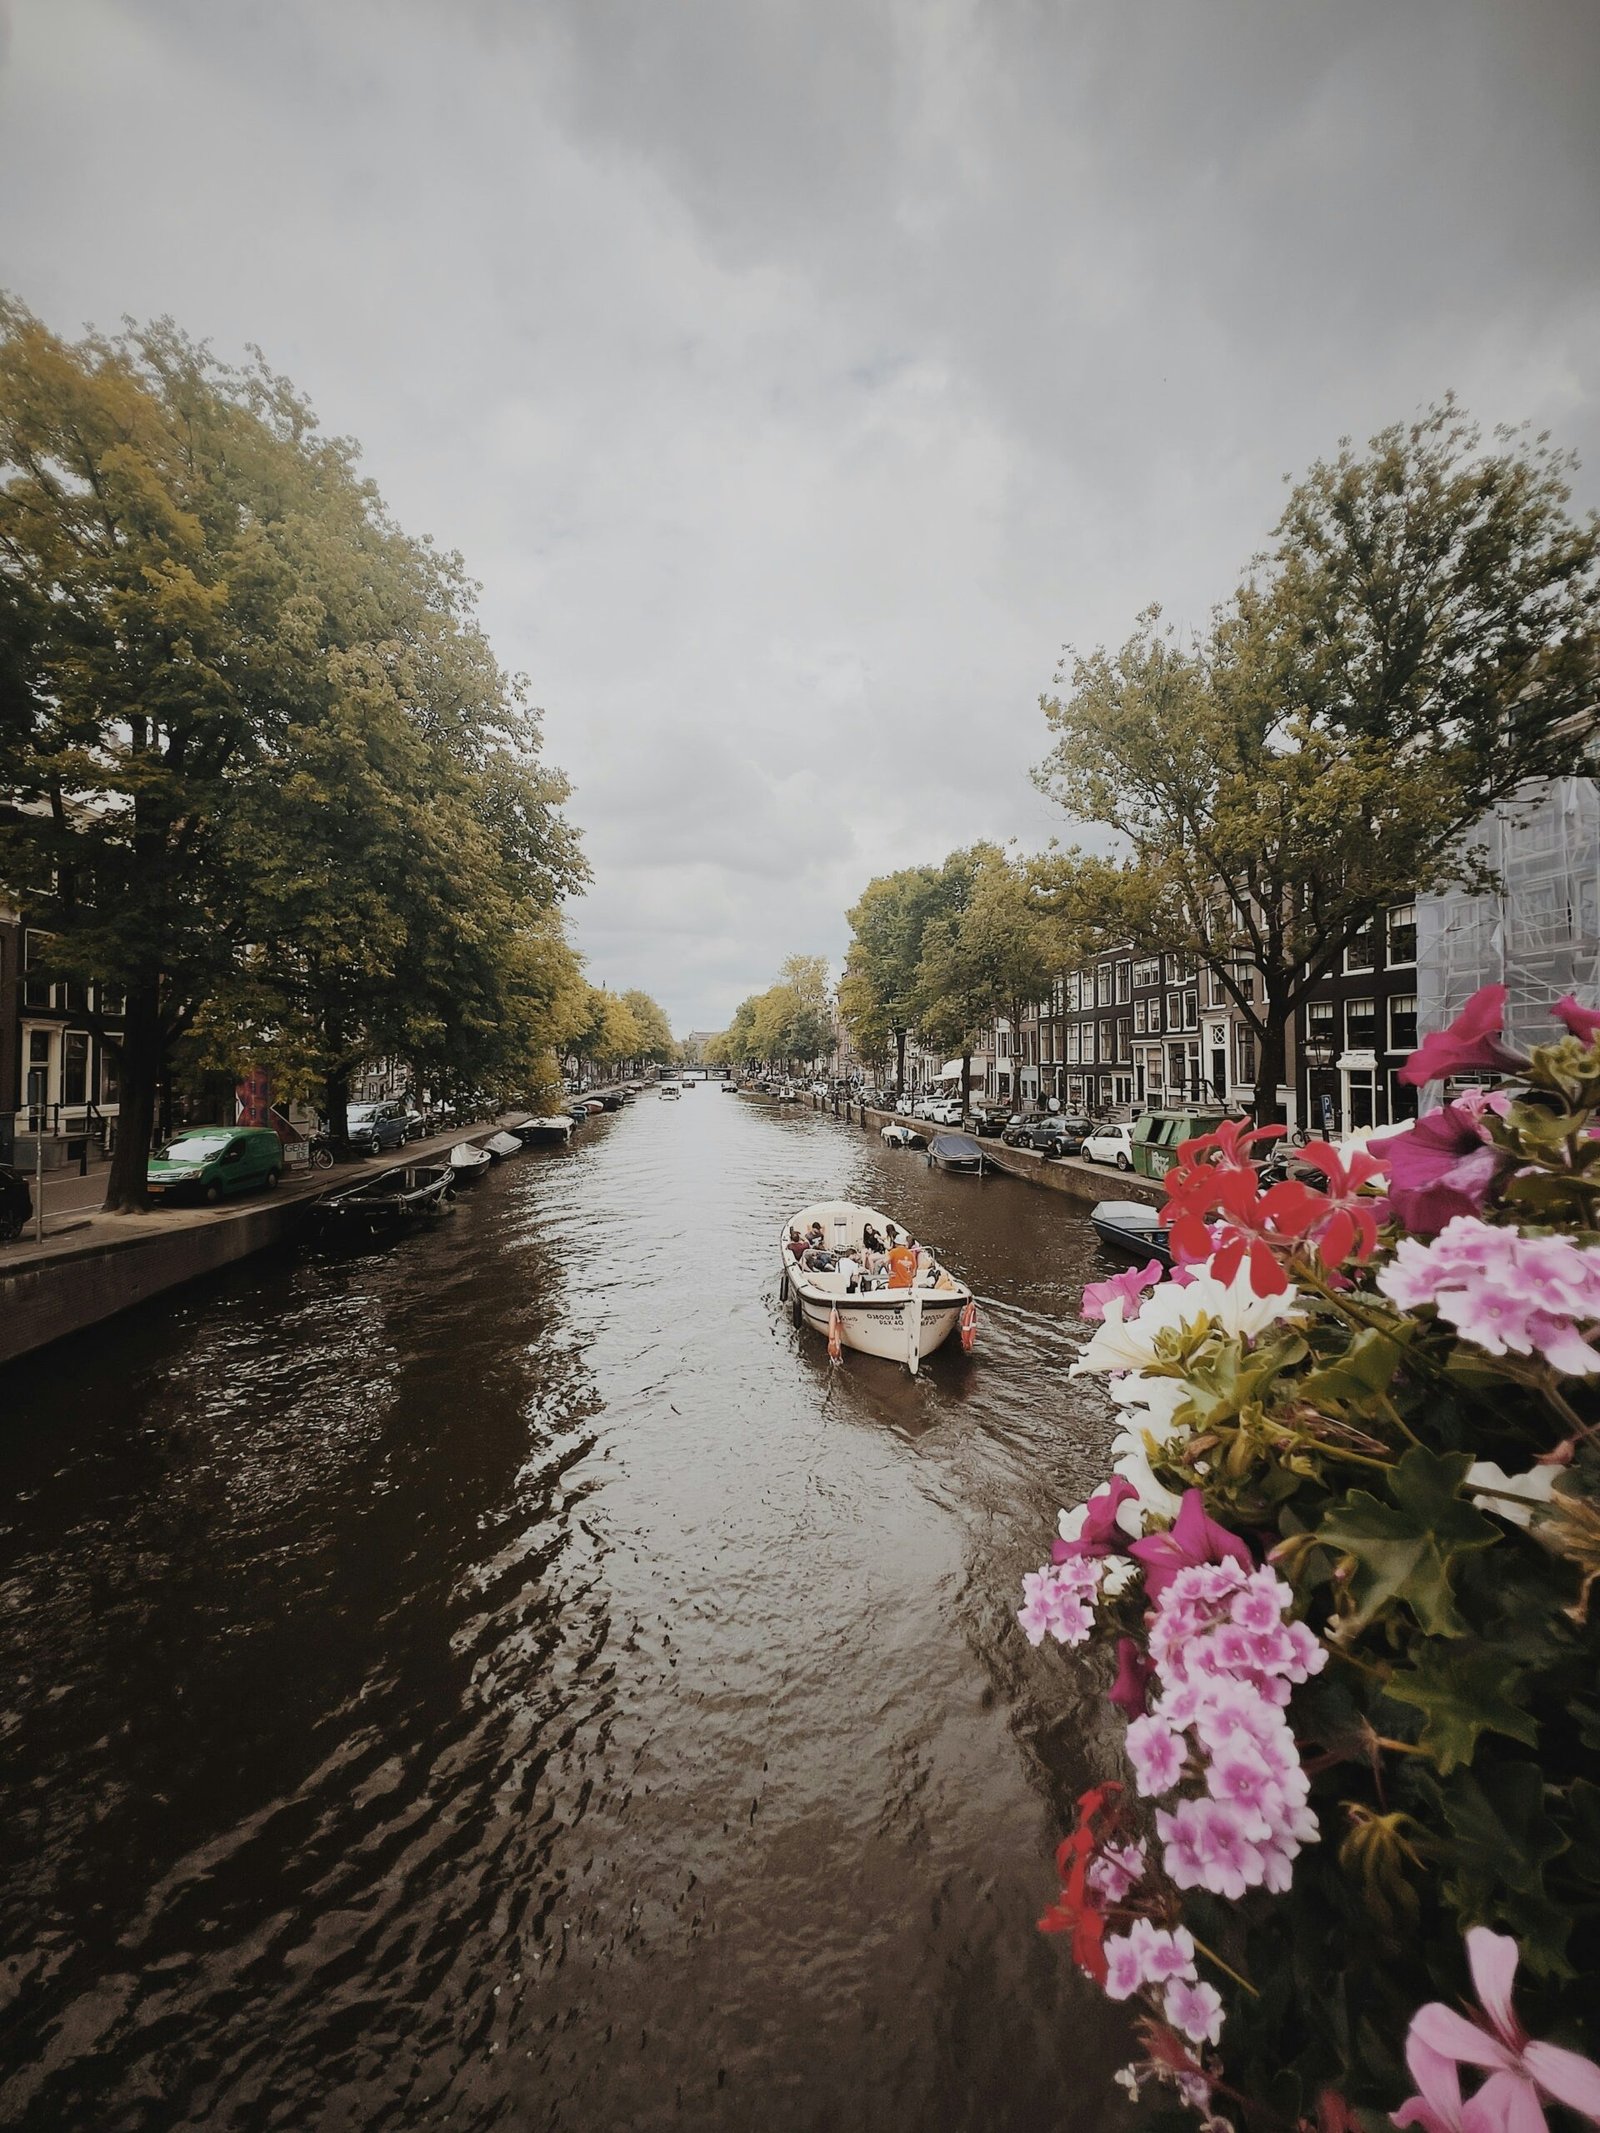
[[1208, 969, 1228, 1007], [1307, 1000, 1335, 1043], [101, 1049, 120, 1106], [1133, 999, 1146, 1034], [1346, 997, 1378, 1049], [1098, 1018, 1114, 1060], [62, 1031, 89, 1107], [1235, 1024, 1257, 1084], [1166, 992, 1181, 1029], [1169, 1041, 1188, 1089], [97, 984, 126, 1018], [1169, 955, 1196, 982], [1095, 964, 1113, 1007], [1117, 1019, 1132, 1062], [1114, 1074, 1133, 1107], [1182, 991, 1198, 1031], [1116, 962, 1131, 1003], [22, 929, 54, 1009], [1064, 1024, 1078, 1065], [1133, 958, 1159, 991], [997, 1028, 1010, 1058], [1388, 905, 1417, 967], [1344, 926, 1377, 974], [1389, 993, 1418, 1052]]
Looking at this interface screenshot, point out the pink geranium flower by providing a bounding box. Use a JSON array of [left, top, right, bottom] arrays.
[[1129, 1489, 1254, 1600], [1394, 1928, 1600, 2133], [1082, 1258, 1166, 1321], [1399, 985, 1528, 1088]]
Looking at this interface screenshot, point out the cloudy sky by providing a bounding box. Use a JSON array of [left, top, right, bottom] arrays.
[[2, 0, 1597, 1033]]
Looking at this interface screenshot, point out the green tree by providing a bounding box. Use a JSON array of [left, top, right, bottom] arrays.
[[914, 848, 1057, 1115], [620, 989, 676, 1064], [841, 860, 976, 1099], [0, 296, 583, 1202], [1036, 403, 1600, 1121]]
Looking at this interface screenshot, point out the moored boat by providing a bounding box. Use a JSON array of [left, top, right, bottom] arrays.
[[448, 1141, 493, 1183], [777, 1199, 975, 1376], [659, 1084, 681, 1101], [483, 1130, 524, 1159], [513, 1116, 574, 1146], [926, 1130, 986, 1175], [314, 1163, 453, 1238], [1089, 1198, 1172, 1269]]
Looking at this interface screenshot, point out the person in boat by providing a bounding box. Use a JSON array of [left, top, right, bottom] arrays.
[[806, 1221, 826, 1250], [886, 1237, 918, 1289], [787, 1227, 806, 1260], [862, 1222, 885, 1255]]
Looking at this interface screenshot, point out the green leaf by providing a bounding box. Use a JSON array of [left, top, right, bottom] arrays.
[[1299, 1326, 1409, 1410], [1317, 1448, 1501, 1636], [1385, 1642, 1539, 1772]]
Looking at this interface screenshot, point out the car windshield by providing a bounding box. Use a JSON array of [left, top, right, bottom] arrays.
[[156, 1134, 231, 1160], [348, 1104, 381, 1121]]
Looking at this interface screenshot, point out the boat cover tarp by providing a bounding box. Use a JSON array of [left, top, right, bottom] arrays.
[[929, 1132, 983, 1163]]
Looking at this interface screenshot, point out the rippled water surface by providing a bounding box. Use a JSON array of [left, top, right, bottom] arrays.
[[1, 1092, 1134, 2131]]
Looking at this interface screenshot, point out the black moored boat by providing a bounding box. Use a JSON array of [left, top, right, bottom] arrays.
[[1089, 1199, 1172, 1269], [315, 1163, 453, 1237]]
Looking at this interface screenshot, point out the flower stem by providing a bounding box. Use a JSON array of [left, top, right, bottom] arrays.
[[1190, 1934, 1260, 1997]]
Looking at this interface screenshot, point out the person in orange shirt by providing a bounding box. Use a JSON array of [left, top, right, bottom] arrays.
[[887, 1241, 917, 1289]]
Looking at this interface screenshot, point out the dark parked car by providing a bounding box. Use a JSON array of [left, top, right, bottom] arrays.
[[0, 1165, 33, 1241], [346, 1099, 410, 1153], [969, 1107, 1015, 1139], [1002, 1115, 1085, 1159]]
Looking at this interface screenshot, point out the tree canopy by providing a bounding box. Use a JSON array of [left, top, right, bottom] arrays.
[[0, 296, 586, 1201], [1035, 402, 1600, 1119]]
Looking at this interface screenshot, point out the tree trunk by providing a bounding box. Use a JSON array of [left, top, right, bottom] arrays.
[[102, 981, 162, 1212], [1252, 1005, 1290, 1128], [894, 1028, 907, 1106], [323, 1065, 352, 1152], [960, 1052, 972, 1120]]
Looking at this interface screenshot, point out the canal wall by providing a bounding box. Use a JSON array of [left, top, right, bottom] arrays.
[[817, 1093, 1166, 1211], [0, 1111, 567, 1372]]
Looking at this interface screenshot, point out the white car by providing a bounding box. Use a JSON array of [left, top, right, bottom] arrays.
[[926, 1099, 963, 1126], [1080, 1121, 1135, 1171]]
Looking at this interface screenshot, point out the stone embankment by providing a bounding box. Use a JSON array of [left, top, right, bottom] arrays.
[[803, 1089, 1166, 1211], [0, 1106, 614, 1372]]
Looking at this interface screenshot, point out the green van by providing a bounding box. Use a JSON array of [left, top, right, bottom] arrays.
[[1131, 1107, 1232, 1181], [147, 1126, 284, 1204]]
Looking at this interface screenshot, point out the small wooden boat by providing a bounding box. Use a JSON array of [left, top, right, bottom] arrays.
[[659, 1084, 681, 1102], [513, 1116, 573, 1146], [1089, 1199, 1172, 1270], [315, 1163, 453, 1237], [926, 1131, 986, 1175], [448, 1141, 493, 1183], [777, 1200, 975, 1376], [484, 1130, 525, 1160], [879, 1123, 926, 1149]]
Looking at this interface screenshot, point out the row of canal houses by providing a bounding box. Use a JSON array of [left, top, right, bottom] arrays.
[[899, 777, 1600, 1135]]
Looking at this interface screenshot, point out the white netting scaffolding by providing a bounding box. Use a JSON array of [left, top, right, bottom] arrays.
[[1416, 777, 1600, 1051]]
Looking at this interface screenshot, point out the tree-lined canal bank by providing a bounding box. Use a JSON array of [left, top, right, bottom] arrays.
[[2, 1088, 1132, 2132]]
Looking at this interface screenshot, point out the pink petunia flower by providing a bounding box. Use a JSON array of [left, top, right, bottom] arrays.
[[1398, 985, 1528, 1088], [1129, 1490, 1255, 1600], [1109, 1635, 1156, 1719], [1102, 1931, 1148, 2002], [1082, 1258, 1166, 1321], [1394, 1928, 1600, 2133], [1552, 993, 1600, 1046], [1384, 1105, 1508, 1237], [1126, 1714, 1186, 1796]]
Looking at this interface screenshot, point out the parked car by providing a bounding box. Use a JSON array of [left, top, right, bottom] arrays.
[[969, 1107, 1014, 1139], [346, 1099, 410, 1153], [402, 1105, 426, 1142], [1001, 1115, 1080, 1159], [0, 1164, 33, 1240], [1080, 1121, 1136, 1171], [925, 1098, 963, 1126], [146, 1125, 284, 1204]]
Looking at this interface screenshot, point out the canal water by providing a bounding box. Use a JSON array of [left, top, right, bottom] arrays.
[[0, 1092, 1132, 2132]]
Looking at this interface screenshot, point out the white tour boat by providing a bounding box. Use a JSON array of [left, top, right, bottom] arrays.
[[777, 1198, 976, 1375]]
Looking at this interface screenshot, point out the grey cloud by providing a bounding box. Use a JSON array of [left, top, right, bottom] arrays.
[[2, 0, 1595, 1030]]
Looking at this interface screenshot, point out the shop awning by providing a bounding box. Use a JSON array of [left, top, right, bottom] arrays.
[[937, 1060, 966, 1081]]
